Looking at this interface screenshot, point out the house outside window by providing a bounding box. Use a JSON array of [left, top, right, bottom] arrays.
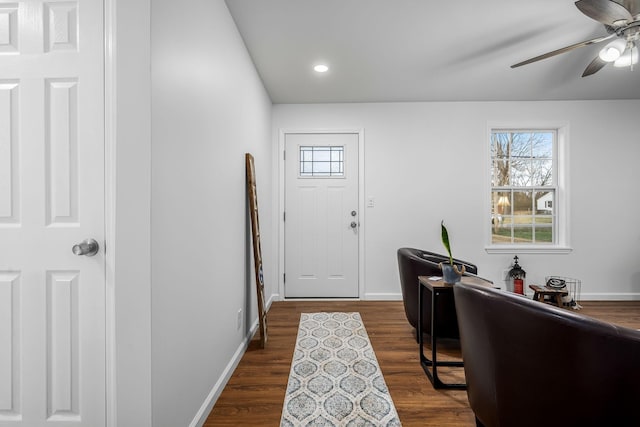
[[489, 128, 568, 251]]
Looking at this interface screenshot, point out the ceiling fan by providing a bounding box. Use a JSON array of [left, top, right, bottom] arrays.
[[511, 0, 640, 76]]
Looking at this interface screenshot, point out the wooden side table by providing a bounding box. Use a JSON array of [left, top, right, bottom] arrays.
[[529, 284, 568, 307], [417, 275, 495, 389]]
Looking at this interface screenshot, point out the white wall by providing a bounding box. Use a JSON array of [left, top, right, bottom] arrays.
[[273, 100, 640, 300], [151, 2, 272, 426]]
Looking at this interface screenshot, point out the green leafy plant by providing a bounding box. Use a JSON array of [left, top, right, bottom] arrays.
[[440, 220, 465, 278], [441, 220, 454, 266]]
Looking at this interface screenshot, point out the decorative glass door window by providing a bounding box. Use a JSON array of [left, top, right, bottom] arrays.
[[299, 146, 344, 177]]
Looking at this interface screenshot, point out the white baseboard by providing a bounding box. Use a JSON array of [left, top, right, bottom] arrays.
[[189, 319, 259, 427], [266, 293, 277, 308], [579, 292, 640, 301], [273, 291, 403, 302], [277, 293, 404, 301], [521, 291, 640, 302], [363, 292, 403, 301], [189, 294, 277, 427]]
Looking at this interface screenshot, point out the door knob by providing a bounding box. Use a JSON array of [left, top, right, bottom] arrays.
[[72, 239, 99, 257], [350, 221, 358, 229]]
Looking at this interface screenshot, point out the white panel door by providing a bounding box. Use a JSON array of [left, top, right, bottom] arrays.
[[285, 133, 359, 298], [0, 1, 105, 426]]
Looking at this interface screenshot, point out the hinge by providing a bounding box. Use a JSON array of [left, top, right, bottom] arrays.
[[283, 150, 286, 160], [283, 273, 286, 283], [283, 212, 286, 221]]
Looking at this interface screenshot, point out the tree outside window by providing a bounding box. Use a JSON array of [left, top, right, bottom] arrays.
[[491, 130, 556, 245]]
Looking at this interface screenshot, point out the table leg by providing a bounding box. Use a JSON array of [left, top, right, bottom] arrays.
[[555, 294, 564, 307], [431, 289, 439, 383], [418, 282, 423, 350], [418, 281, 466, 390]]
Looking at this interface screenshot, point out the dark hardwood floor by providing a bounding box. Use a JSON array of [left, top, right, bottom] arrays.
[[205, 300, 640, 426]]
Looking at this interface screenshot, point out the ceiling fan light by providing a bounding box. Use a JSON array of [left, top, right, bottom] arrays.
[[614, 46, 639, 67], [598, 39, 627, 62]]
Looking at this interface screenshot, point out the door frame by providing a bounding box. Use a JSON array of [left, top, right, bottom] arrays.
[[104, 1, 153, 426], [277, 129, 365, 300], [105, 0, 116, 425]]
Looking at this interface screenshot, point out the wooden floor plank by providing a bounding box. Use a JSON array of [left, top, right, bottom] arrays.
[[204, 300, 640, 426]]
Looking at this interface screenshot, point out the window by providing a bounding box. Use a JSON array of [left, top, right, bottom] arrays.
[[490, 130, 557, 246], [299, 146, 344, 177]]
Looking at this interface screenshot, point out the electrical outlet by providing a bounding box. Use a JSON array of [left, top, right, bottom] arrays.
[[236, 309, 242, 330], [367, 198, 375, 207]]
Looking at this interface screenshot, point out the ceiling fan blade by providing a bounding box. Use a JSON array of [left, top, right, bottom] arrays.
[[575, 0, 633, 26], [621, 0, 640, 16], [582, 56, 608, 76], [511, 33, 614, 68]]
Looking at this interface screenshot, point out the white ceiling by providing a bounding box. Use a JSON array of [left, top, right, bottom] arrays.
[[225, 0, 640, 103]]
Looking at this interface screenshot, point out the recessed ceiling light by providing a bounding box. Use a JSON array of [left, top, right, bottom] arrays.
[[314, 64, 329, 73]]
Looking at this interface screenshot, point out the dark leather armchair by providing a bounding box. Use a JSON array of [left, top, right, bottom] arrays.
[[454, 282, 640, 427], [397, 248, 477, 339]]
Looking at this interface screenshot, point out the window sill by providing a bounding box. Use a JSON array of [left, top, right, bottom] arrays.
[[485, 246, 573, 255]]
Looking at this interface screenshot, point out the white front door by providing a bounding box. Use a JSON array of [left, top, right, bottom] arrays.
[[284, 133, 359, 298], [0, 1, 105, 426]]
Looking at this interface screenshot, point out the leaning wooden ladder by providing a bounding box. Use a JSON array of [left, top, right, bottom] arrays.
[[245, 153, 268, 348]]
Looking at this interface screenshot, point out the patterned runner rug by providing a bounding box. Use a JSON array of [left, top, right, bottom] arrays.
[[280, 312, 402, 426]]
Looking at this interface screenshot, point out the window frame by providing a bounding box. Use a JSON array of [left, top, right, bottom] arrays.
[[485, 122, 572, 254]]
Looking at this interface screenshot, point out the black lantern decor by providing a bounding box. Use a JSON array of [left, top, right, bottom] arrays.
[[508, 255, 526, 295]]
